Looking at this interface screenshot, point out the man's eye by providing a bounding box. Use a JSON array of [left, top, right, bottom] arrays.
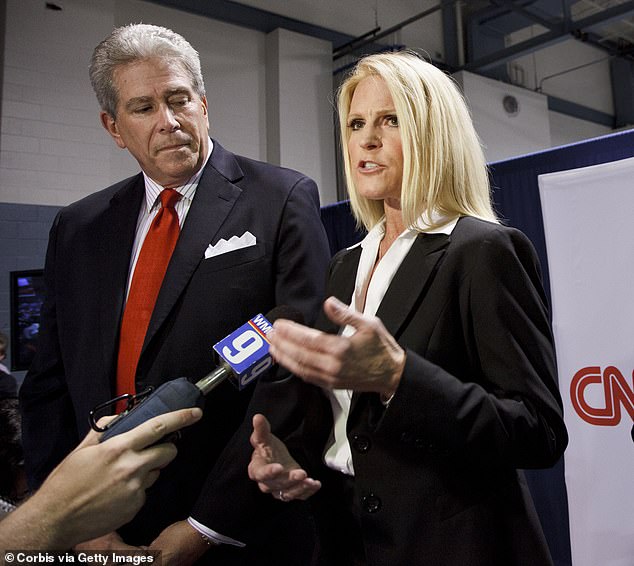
[[170, 98, 189, 107]]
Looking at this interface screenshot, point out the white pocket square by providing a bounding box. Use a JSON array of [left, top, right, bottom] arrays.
[[204, 231, 257, 259]]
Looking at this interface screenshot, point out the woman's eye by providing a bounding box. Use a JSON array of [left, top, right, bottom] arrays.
[[386, 115, 399, 127], [349, 119, 364, 130]]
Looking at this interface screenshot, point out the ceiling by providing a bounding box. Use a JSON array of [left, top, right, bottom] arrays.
[[570, 0, 634, 47], [148, 0, 634, 126], [462, 0, 634, 70], [149, 0, 634, 65]]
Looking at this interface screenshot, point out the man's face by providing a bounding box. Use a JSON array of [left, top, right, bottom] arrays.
[[101, 57, 209, 188]]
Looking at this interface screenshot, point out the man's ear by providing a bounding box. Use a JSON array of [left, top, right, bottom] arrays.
[[100, 111, 126, 149], [201, 95, 209, 128]]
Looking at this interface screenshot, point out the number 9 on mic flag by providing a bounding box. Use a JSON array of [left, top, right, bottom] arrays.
[[213, 313, 274, 390]]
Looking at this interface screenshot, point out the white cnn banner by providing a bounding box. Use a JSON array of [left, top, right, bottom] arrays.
[[539, 157, 634, 566]]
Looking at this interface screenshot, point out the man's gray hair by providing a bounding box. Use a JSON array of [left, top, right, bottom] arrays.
[[89, 23, 205, 117]]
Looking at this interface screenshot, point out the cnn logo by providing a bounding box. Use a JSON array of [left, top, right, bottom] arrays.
[[570, 366, 634, 425]]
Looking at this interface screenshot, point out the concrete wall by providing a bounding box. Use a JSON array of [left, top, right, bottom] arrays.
[[0, 0, 338, 207], [455, 70, 552, 163], [0, 0, 338, 370], [266, 29, 336, 199]]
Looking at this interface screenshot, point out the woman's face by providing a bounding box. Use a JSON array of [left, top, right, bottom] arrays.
[[347, 76, 403, 205]]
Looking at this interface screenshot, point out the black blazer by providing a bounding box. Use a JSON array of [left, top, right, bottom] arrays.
[[196, 216, 568, 566], [19, 140, 331, 549]]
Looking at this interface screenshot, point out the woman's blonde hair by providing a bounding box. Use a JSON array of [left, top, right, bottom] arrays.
[[337, 50, 498, 231]]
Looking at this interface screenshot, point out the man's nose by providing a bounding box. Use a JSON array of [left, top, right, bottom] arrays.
[[158, 105, 180, 132]]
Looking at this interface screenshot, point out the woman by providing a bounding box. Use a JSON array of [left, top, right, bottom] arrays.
[[248, 51, 568, 566]]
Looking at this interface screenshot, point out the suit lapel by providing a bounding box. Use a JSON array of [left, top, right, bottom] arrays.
[[98, 175, 145, 380], [375, 232, 450, 339], [318, 246, 362, 333], [350, 232, 450, 416], [324, 232, 450, 337], [142, 142, 243, 351]]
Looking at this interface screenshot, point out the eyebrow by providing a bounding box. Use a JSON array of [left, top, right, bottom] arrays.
[[348, 107, 397, 118], [164, 88, 192, 98]]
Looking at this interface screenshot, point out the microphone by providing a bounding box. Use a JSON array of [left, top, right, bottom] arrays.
[[98, 306, 301, 442], [203, 308, 294, 393]]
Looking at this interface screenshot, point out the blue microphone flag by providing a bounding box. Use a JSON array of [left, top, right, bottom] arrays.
[[213, 313, 274, 389]]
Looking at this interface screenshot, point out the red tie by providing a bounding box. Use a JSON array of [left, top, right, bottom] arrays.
[[116, 189, 181, 398]]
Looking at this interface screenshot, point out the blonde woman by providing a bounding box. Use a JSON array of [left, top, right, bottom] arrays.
[[201, 51, 568, 566]]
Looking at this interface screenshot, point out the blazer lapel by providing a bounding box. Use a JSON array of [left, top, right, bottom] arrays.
[[322, 233, 450, 338], [142, 142, 243, 350], [318, 246, 362, 334], [98, 175, 145, 379], [375, 232, 450, 339], [350, 232, 450, 417]]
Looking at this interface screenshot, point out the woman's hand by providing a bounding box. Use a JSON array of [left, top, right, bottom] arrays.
[[268, 296, 405, 398]]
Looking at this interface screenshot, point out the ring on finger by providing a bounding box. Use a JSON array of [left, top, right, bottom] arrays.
[[278, 490, 287, 502]]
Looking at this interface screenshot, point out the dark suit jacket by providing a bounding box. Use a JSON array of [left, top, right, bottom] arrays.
[[196, 216, 568, 566], [19, 140, 330, 556]]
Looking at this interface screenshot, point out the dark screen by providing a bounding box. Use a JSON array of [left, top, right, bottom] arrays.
[[10, 269, 45, 372]]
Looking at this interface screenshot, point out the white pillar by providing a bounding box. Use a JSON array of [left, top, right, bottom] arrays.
[[266, 28, 337, 205]]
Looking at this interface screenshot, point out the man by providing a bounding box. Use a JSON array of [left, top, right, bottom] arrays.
[[0, 408, 202, 550], [19, 23, 330, 565]]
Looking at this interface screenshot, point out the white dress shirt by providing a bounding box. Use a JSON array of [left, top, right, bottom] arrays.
[[125, 138, 213, 297]]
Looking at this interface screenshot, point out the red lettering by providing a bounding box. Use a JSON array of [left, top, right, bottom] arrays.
[[570, 366, 634, 426]]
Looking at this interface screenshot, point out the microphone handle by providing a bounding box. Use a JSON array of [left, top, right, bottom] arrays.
[[195, 363, 232, 395], [101, 377, 205, 442]]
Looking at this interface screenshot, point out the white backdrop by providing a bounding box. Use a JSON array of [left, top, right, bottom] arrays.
[[539, 157, 634, 566]]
